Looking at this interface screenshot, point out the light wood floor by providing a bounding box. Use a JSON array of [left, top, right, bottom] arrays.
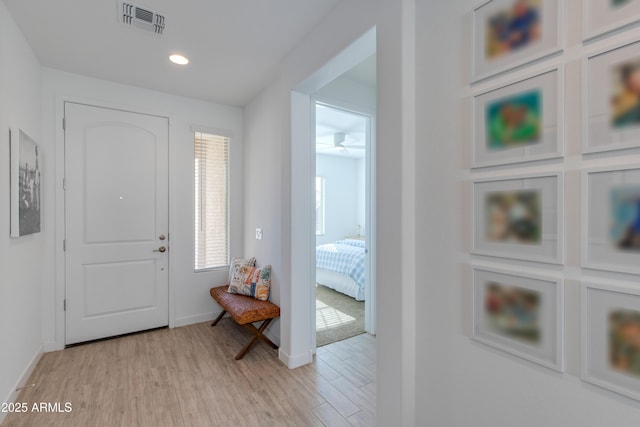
[[1, 320, 376, 427]]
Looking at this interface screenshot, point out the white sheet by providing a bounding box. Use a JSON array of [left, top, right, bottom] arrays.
[[316, 268, 365, 301]]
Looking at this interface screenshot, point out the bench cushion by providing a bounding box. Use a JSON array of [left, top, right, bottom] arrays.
[[210, 285, 280, 325]]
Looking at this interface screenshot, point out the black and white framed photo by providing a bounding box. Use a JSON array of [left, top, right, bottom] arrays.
[[472, 0, 563, 82], [582, 166, 640, 274], [583, 0, 640, 41], [584, 40, 640, 153], [472, 266, 564, 372], [582, 281, 640, 402], [472, 66, 563, 167], [472, 172, 564, 263], [10, 128, 41, 237]]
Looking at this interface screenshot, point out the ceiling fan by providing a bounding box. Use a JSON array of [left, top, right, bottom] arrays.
[[317, 131, 365, 153]]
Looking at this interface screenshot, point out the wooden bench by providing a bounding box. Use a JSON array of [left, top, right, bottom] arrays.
[[209, 285, 280, 360]]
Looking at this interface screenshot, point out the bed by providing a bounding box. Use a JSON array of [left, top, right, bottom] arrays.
[[315, 239, 366, 301]]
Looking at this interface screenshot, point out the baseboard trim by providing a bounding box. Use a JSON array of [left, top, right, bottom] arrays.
[[174, 312, 217, 328], [43, 341, 60, 353], [0, 344, 43, 425], [279, 348, 313, 369]]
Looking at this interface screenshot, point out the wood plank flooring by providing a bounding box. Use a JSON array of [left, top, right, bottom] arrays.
[[1, 320, 376, 427]]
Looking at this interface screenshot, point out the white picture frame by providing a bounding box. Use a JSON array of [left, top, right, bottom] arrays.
[[472, 266, 564, 372], [584, 40, 640, 154], [582, 166, 640, 274], [472, 172, 564, 264], [583, 0, 640, 41], [10, 128, 42, 238], [472, 66, 564, 167], [581, 280, 640, 402], [472, 0, 563, 82]]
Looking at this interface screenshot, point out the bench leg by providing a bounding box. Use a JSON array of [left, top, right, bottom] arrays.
[[211, 310, 227, 327], [235, 318, 278, 360]]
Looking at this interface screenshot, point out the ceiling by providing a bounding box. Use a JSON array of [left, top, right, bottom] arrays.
[[315, 55, 375, 160], [3, 0, 342, 107], [341, 54, 376, 88], [316, 103, 368, 160]]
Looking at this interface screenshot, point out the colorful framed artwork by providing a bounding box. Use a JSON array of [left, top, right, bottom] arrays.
[[472, 0, 563, 82], [583, 0, 640, 41], [582, 281, 640, 402], [582, 166, 640, 274], [472, 172, 564, 263], [472, 266, 564, 372], [472, 66, 563, 167], [584, 40, 640, 154], [10, 128, 42, 237]]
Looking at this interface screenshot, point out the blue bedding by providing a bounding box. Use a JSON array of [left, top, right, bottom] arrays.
[[316, 239, 366, 293]]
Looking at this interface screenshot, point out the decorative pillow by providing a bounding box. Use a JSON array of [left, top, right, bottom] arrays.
[[228, 257, 256, 285], [228, 265, 272, 301]]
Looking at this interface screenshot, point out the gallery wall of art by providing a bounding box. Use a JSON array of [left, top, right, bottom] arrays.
[[458, 0, 640, 421]]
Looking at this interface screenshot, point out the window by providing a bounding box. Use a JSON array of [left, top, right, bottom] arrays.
[[316, 176, 325, 236], [194, 131, 229, 271]]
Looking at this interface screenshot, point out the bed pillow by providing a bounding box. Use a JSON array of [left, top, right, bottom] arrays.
[[336, 239, 366, 248], [228, 257, 256, 285], [228, 265, 272, 301]]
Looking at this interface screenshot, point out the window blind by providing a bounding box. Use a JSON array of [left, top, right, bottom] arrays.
[[194, 131, 229, 270]]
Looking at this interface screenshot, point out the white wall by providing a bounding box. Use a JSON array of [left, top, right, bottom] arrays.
[[414, 1, 640, 425], [357, 157, 366, 231], [314, 70, 376, 116], [0, 1, 44, 421], [316, 154, 360, 245], [313, 70, 375, 240], [243, 0, 411, 424], [40, 68, 244, 350]]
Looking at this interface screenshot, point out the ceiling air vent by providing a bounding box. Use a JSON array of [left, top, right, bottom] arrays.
[[118, 1, 165, 35]]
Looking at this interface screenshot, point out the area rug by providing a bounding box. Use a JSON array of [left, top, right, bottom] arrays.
[[316, 284, 365, 347]]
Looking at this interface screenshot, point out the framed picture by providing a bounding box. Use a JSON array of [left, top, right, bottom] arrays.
[[472, 172, 564, 263], [472, 0, 563, 82], [472, 66, 563, 167], [584, 40, 640, 154], [472, 266, 564, 371], [10, 128, 41, 237], [582, 281, 640, 402], [583, 0, 640, 41], [582, 166, 640, 274]]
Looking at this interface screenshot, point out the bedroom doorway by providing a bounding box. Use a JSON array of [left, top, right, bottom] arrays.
[[288, 27, 375, 368], [313, 55, 376, 348]]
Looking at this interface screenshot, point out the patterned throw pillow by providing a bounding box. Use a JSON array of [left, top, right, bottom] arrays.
[[228, 257, 256, 285], [228, 265, 272, 301]]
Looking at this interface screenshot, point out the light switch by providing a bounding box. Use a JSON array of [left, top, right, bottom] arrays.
[[256, 228, 263, 240]]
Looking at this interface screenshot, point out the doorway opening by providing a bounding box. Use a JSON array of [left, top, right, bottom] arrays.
[[313, 96, 375, 346], [287, 26, 375, 369]]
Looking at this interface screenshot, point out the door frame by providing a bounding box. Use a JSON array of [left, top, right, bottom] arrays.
[[53, 96, 173, 351], [284, 27, 376, 368], [312, 100, 376, 336]]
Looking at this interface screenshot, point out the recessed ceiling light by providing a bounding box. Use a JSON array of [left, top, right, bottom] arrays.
[[169, 54, 189, 65]]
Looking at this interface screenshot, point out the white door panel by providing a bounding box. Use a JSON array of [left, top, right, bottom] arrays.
[[83, 124, 157, 243], [65, 103, 169, 345]]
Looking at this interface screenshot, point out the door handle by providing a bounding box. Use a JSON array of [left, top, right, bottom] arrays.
[[153, 246, 167, 253]]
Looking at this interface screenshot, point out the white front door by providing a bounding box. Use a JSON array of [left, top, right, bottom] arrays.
[[64, 102, 169, 345]]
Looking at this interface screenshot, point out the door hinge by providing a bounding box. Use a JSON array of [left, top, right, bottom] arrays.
[[63, 299, 66, 311], [63, 239, 66, 252], [62, 117, 66, 130]]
